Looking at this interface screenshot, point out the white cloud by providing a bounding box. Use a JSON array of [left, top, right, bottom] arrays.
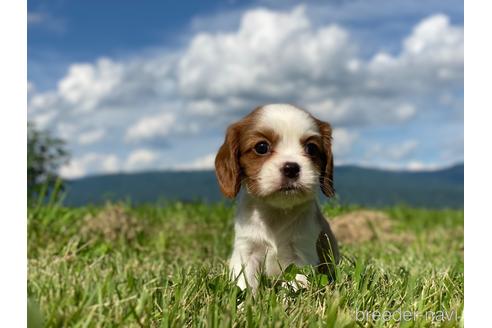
[[178, 6, 357, 112], [394, 104, 416, 122], [59, 153, 120, 179], [125, 112, 176, 142], [365, 140, 418, 162], [27, 6, 463, 177], [56, 123, 77, 140], [59, 159, 86, 179], [27, 81, 35, 95], [354, 159, 445, 172], [28, 9, 463, 131], [175, 153, 216, 171], [31, 110, 57, 130], [368, 14, 463, 94], [124, 149, 158, 171], [332, 128, 358, 157], [405, 161, 442, 172], [177, 8, 462, 126], [404, 14, 462, 58], [78, 129, 106, 145], [101, 155, 119, 173], [387, 140, 418, 160], [58, 58, 124, 112], [28, 92, 59, 129], [28, 11, 65, 32]]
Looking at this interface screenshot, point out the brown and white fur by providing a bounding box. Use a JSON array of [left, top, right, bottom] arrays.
[[215, 104, 339, 291]]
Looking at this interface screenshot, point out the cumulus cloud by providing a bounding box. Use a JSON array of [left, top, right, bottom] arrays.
[[388, 140, 418, 160], [27, 6, 463, 176], [28, 8, 463, 130], [78, 129, 106, 145], [363, 140, 419, 166], [367, 14, 463, 95], [59, 153, 119, 179], [57, 59, 124, 113], [175, 153, 216, 171], [332, 128, 358, 157], [178, 6, 359, 120], [125, 113, 176, 142], [178, 6, 355, 99], [124, 149, 158, 171], [177, 7, 462, 126]]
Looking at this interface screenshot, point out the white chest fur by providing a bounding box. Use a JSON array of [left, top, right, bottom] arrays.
[[229, 192, 322, 290]]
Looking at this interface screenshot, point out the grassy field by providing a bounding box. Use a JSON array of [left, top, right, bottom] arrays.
[[28, 200, 464, 327]]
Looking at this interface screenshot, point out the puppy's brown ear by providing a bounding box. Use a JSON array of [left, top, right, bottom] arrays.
[[215, 123, 242, 198], [316, 120, 335, 198]]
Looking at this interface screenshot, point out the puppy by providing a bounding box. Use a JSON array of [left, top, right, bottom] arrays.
[[215, 104, 340, 291]]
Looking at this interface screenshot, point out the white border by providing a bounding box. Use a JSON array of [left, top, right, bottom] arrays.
[[0, 1, 27, 325], [464, 0, 492, 326]]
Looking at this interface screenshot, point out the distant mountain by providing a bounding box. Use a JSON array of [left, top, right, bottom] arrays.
[[64, 164, 464, 208]]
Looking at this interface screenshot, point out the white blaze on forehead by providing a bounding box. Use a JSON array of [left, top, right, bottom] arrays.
[[258, 104, 319, 138], [257, 104, 319, 137]]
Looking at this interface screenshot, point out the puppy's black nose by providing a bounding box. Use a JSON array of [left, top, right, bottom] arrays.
[[282, 162, 300, 179]]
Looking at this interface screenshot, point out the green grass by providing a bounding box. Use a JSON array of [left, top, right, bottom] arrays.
[[28, 201, 464, 327]]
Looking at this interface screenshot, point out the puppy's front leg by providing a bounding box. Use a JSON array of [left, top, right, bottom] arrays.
[[229, 241, 265, 291]]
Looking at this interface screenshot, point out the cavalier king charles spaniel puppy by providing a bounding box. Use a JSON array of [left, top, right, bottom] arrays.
[[215, 104, 339, 291]]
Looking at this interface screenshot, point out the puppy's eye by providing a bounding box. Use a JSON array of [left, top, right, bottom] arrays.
[[254, 141, 270, 155], [305, 143, 319, 157]]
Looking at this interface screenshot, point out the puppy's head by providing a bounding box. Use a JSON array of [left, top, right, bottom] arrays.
[[215, 104, 334, 208]]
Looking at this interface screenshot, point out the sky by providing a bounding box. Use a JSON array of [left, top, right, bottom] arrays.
[[27, 0, 464, 179]]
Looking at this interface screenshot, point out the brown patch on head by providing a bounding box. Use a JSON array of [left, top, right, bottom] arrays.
[[215, 106, 271, 198], [238, 126, 279, 195], [313, 119, 335, 197], [300, 134, 324, 176]]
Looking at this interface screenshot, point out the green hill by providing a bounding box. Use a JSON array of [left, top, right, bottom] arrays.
[[64, 163, 463, 208]]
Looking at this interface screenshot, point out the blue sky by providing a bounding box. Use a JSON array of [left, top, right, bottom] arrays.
[[27, 0, 463, 178]]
